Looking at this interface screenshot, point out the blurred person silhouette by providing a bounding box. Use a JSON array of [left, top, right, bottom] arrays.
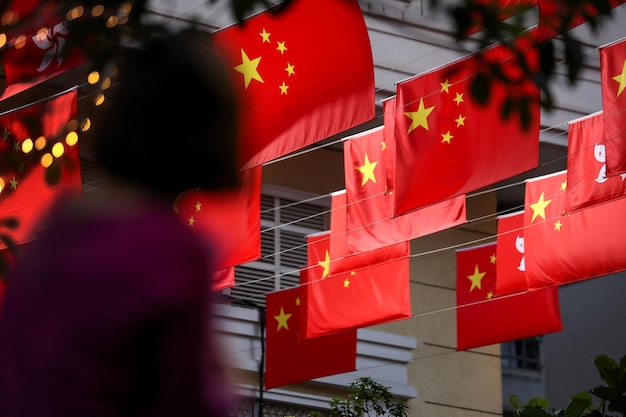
[[0, 28, 241, 417]]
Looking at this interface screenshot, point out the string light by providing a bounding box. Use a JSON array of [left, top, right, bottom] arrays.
[[40, 153, 53, 168], [87, 71, 100, 85], [34, 136, 46, 151], [13, 35, 26, 49], [80, 119, 91, 132], [21, 138, 33, 154], [106, 15, 119, 28], [67, 6, 84, 21], [0, 178, 5, 194], [65, 131, 79, 147], [94, 93, 105, 106], [91, 5, 105, 17], [0, 33, 6, 49], [52, 142, 65, 158]]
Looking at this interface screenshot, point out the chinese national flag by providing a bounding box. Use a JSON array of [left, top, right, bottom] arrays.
[[600, 37, 626, 177], [265, 284, 357, 390], [174, 166, 261, 272], [495, 211, 526, 296], [566, 111, 626, 212], [212, 0, 375, 169], [0, 88, 82, 248], [0, 2, 86, 101], [303, 254, 411, 338], [343, 122, 466, 253], [304, 231, 331, 282], [393, 34, 539, 215], [212, 267, 235, 292], [329, 190, 349, 259], [456, 242, 562, 351], [537, 0, 626, 41], [524, 170, 626, 289]]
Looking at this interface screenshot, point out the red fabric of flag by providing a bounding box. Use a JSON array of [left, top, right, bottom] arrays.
[[537, 0, 625, 41], [304, 231, 331, 282], [265, 284, 357, 390], [456, 242, 562, 351], [0, 88, 82, 248], [212, 267, 235, 292], [212, 0, 375, 169], [495, 211, 527, 296], [393, 34, 539, 215], [566, 111, 626, 212], [0, 3, 86, 101], [600, 37, 626, 177], [465, 0, 537, 36], [343, 123, 466, 253], [174, 166, 261, 271], [525, 170, 626, 289], [303, 255, 411, 338]]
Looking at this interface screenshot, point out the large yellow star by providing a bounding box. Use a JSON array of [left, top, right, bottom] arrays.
[[467, 265, 485, 292], [530, 192, 552, 223], [274, 306, 291, 331], [612, 59, 626, 97], [318, 250, 330, 278], [234, 49, 263, 89], [355, 153, 378, 186], [404, 98, 435, 134]]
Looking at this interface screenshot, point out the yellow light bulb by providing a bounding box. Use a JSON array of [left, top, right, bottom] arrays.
[[21, 138, 33, 153], [41, 153, 53, 168], [52, 142, 65, 158], [34, 136, 46, 150], [65, 131, 79, 147]]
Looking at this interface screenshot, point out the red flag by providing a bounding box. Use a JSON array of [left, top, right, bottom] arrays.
[[303, 255, 411, 338], [393, 34, 539, 215], [525, 170, 626, 289], [0, 3, 86, 101], [304, 231, 331, 281], [600, 37, 626, 176], [343, 123, 466, 253], [212, 0, 375, 169], [537, 0, 626, 41], [265, 284, 357, 390], [566, 111, 626, 212], [495, 211, 527, 296], [174, 166, 261, 270], [212, 267, 235, 292], [0, 88, 82, 247], [329, 190, 349, 259], [456, 242, 562, 351]]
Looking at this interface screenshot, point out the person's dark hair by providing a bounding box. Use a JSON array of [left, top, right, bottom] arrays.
[[92, 28, 241, 196]]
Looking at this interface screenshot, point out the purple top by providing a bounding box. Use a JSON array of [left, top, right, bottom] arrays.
[[0, 200, 235, 417]]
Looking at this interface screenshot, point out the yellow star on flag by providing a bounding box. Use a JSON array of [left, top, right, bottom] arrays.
[[9, 177, 17, 190], [355, 153, 378, 186], [490, 254, 496, 264], [279, 82, 289, 95], [194, 201, 202, 212], [274, 306, 291, 331], [276, 41, 287, 54], [441, 131, 453, 144], [404, 98, 435, 134], [259, 28, 271, 43], [440, 79, 451, 93], [285, 63, 295, 76], [188, 216, 195, 227], [234, 49, 263, 89], [455, 114, 466, 127], [453, 92, 464, 105], [318, 250, 330, 278], [467, 265, 485, 292], [554, 220, 562, 231], [612, 59, 626, 97], [530, 192, 552, 223]]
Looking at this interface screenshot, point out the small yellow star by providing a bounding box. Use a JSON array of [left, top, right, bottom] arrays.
[[276, 41, 287, 54], [343, 278, 351, 288], [355, 153, 378, 186], [404, 98, 435, 134], [612, 59, 626, 97], [279, 82, 289, 95], [274, 307, 291, 331], [490, 254, 496, 264], [318, 250, 330, 278], [453, 92, 464, 105], [455, 114, 466, 127], [381, 141, 386, 151], [440, 79, 452, 93], [188, 216, 195, 227], [285, 63, 295, 76], [295, 297, 300, 306], [530, 192, 552, 223], [467, 265, 485, 292], [9, 177, 17, 190], [560, 181, 567, 191], [554, 220, 562, 231], [234, 49, 263, 89], [259, 28, 271, 43], [487, 291, 494, 299], [194, 201, 202, 212], [2, 127, 9, 141], [441, 131, 453, 144]]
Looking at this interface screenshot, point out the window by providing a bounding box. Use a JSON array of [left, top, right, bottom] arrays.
[[227, 186, 329, 307], [501, 337, 542, 371]]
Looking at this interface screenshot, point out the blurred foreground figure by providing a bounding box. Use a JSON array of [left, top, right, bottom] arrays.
[[0, 28, 241, 417]]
